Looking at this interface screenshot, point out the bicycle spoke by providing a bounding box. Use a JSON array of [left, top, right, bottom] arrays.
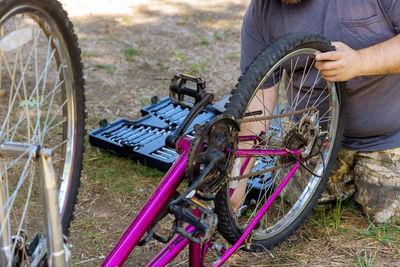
[[7, 56, 59, 142], [0, 153, 34, 236], [9, 165, 35, 266], [42, 99, 67, 134], [45, 119, 66, 136], [0, 27, 41, 137]]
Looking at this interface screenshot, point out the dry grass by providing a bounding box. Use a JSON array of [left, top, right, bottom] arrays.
[[58, 0, 400, 266]]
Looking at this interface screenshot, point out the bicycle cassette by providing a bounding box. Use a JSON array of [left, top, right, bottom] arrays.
[[186, 114, 239, 198]]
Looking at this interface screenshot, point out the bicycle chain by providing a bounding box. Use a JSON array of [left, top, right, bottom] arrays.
[[238, 107, 317, 124]]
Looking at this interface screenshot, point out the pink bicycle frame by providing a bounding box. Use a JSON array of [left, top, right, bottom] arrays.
[[102, 136, 301, 267]]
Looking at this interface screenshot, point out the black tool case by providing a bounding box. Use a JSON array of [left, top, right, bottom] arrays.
[[89, 97, 220, 171]]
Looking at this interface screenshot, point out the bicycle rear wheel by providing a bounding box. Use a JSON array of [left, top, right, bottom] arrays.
[[215, 33, 346, 251], [0, 0, 84, 264]]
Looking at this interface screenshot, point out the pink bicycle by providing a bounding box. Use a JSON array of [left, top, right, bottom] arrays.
[[101, 32, 346, 266], [0, 0, 345, 263]]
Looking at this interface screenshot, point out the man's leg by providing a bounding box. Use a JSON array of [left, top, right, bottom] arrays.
[[354, 148, 400, 223], [230, 87, 276, 213], [319, 149, 357, 204]]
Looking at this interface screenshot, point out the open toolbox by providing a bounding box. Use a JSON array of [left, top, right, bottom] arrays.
[[89, 93, 273, 193], [89, 96, 221, 172]]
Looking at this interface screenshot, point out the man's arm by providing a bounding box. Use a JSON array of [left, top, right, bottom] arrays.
[[314, 34, 400, 82]]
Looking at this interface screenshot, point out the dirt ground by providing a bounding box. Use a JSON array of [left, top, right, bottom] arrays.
[[59, 0, 400, 266]]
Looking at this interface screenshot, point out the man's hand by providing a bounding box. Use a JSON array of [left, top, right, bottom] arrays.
[[315, 42, 362, 82]]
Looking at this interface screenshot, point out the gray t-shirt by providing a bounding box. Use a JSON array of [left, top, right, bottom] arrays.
[[241, 0, 400, 151]]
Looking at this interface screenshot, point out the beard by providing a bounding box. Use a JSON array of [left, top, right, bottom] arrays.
[[281, 0, 301, 3]]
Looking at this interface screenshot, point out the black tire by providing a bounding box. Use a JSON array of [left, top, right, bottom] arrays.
[[0, 0, 84, 264], [215, 33, 346, 251]]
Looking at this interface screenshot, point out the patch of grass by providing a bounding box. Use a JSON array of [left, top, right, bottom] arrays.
[[137, 162, 164, 177], [187, 60, 208, 75], [245, 207, 254, 217], [71, 215, 109, 256], [311, 200, 345, 234], [88, 230, 108, 255], [312, 207, 329, 234], [199, 38, 211, 46], [268, 247, 302, 265], [138, 97, 151, 106], [124, 47, 139, 61], [355, 250, 377, 267], [86, 115, 103, 129], [94, 64, 116, 74], [172, 50, 187, 63], [172, 50, 208, 75], [285, 255, 301, 264], [353, 218, 400, 245], [226, 51, 240, 61], [333, 200, 344, 231], [19, 98, 38, 108], [84, 147, 162, 196], [214, 30, 229, 41]]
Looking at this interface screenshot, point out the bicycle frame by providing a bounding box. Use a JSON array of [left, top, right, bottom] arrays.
[[103, 136, 302, 267]]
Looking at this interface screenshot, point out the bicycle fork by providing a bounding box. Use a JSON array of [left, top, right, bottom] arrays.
[[0, 142, 71, 266]]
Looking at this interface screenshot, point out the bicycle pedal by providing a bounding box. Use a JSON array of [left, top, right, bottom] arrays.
[[170, 197, 217, 243], [169, 74, 207, 106]]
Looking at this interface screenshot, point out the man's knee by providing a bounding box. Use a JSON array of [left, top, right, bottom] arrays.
[[354, 149, 400, 223], [319, 149, 357, 203]]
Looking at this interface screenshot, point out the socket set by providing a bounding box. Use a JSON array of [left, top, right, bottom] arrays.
[[89, 97, 220, 171]]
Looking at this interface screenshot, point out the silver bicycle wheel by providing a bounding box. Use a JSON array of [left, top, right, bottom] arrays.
[[0, 0, 84, 264]]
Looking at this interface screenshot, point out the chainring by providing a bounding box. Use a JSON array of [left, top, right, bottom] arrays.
[[186, 114, 239, 197]]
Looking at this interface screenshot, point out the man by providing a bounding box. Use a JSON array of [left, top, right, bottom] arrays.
[[240, 0, 400, 223]]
